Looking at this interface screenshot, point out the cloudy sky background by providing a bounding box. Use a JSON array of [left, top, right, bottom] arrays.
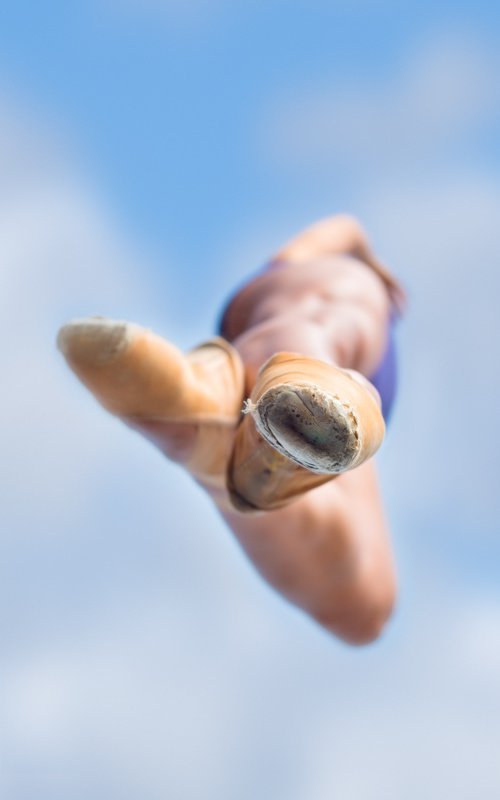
[[1, 2, 500, 798]]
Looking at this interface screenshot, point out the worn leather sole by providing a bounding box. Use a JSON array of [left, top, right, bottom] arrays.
[[228, 352, 385, 512]]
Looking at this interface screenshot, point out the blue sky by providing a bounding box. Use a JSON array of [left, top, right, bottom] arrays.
[[1, 2, 500, 798], [2, 1, 499, 262]]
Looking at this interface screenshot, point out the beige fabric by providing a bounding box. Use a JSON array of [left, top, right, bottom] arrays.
[[58, 319, 245, 511]]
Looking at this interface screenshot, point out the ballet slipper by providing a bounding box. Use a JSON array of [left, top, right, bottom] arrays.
[[57, 317, 245, 510], [228, 352, 385, 512]]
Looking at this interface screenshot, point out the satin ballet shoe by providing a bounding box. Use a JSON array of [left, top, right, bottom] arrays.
[[228, 352, 385, 512], [57, 317, 245, 509]]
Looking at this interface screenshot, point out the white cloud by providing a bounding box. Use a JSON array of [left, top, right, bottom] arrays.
[[0, 93, 295, 798], [362, 172, 500, 534], [3, 575, 500, 799], [263, 34, 499, 175], [2, 64, 500, 800], [0, 92, 167, 541]]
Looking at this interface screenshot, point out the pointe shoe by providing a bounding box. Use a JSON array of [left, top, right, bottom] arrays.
[[228, 352, 385, 512], [57, 317, 245, 510]]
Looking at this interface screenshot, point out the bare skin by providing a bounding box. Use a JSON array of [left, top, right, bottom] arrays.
[[217, 216, 400, 644], [59, 215, 402, 646]]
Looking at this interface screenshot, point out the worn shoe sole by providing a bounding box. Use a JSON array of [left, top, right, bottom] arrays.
[[227, 352, 385, 512], [249, 353, 384, 474]]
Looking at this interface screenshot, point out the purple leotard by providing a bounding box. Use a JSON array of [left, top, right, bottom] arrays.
[[368, 323, 398, 423]]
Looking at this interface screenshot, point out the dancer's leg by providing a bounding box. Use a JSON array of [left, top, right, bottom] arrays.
[[222, 463, 395, 644], [217, 221, 399, 643], [58, 216, 402, 645]]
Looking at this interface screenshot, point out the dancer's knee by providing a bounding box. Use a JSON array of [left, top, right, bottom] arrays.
[[315, 584, 396, 646]]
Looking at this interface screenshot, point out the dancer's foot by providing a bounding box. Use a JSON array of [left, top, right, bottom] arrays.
[[228, 352, 385, 512], [57, 319, 384, 515], [57, 317, 245, 508]]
